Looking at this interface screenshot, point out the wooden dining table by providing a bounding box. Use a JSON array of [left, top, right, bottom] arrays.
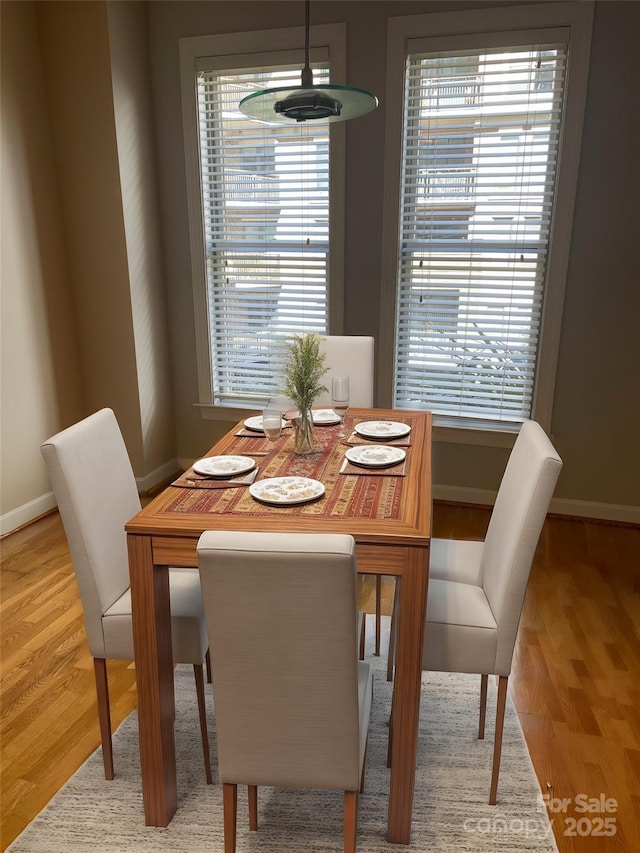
[[125, 406, 432, 844]]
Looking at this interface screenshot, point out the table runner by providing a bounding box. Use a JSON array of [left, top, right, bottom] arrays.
[[162, 415, 420, 520]]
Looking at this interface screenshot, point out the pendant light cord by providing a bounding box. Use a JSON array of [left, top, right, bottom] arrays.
[[301, 0, 312, 86]]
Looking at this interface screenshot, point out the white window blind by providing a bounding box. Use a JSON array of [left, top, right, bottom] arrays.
[[395, 44, 567, 427], [197, 67, 330, 406]]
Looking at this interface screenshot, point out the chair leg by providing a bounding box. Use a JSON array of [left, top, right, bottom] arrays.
[[374, 575, 382, 656], [93, 658, 114, 780], [223, 783, 238, 853], [360, 739, 368, 794], [479, 674, 488, 739], [489, 675, 508, 805], [248, 785, 258, 830], [386, 579, 400, 682], [193, 664, 213, 784], [205, 649, 212, 684], [358, 612, 365, 660], [344, 790, 358, 853], [387, 684, 396, 768]]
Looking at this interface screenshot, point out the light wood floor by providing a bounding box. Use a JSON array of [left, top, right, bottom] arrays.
[[1, 505, 638, 852]]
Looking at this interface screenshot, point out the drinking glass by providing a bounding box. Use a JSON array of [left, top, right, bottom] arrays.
[[331, 376, 350, 437], [262, 408, 282, 443]]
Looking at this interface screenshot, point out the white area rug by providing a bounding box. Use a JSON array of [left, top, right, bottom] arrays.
[[8, 652, 557, 852]]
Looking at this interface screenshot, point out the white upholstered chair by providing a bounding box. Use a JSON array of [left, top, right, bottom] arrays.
[[197, 530, 372, 853], [40, 408, 212, 783], [314, 335, 375, 409], [388, 420, 562, 803]]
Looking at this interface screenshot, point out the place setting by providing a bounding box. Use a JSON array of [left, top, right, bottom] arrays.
[[339, 444, 409, 477], [248, 476, 326, 506], [343, 419, 413, 447], [171, 455, 259, 489], [311, 408, 342, 426]]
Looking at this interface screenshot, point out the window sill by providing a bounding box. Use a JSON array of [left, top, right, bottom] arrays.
[[194, 402, 262, 423], [432, 422, 517, 449]]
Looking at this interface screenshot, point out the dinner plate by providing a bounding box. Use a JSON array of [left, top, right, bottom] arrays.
[[312, 408, 341, 425], [345, 445, 406, 468], [353, 420, 412, 439], [249, 477, 325, 505], [192, 455, 256, 478], [244, 415, 287, 432]]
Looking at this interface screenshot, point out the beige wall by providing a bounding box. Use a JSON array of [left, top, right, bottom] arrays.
[[1, 0, 176, 533], [2, 0, 638, 532], [37, 0, 145, 470], [548, 1, 640, 511]]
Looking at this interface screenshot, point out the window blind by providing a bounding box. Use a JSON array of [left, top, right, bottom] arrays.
[[395, 45, 567, 426], [197, 67, 330, 406]]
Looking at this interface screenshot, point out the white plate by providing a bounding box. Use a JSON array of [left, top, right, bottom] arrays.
[[345, 445, 406, 468], [244, 415, 287, 432], [192, 456, 256, 478], [249, 477, 325, 505], [353, 420, 411, 439], [312, 409, 341, 425]]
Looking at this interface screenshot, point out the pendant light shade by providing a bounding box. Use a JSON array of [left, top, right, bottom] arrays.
[[240, 82, 378, 124], [239, 1, 378, 124]]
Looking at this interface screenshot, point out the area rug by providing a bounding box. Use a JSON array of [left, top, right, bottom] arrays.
[[8, 651, 557, 852]]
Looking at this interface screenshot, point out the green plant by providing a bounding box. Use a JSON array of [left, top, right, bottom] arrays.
[[282, 333, 329, 412]]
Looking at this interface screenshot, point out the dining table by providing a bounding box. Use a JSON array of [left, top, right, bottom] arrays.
[[125, 406, 432, 844]]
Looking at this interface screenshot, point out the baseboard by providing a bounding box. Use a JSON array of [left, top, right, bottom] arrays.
[[433, 484, 640, 524], [548, 497, 640, 525], [1, 492, 57, 537], [134, 458, 180, 495]]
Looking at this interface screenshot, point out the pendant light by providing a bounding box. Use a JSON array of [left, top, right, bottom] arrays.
[[239, 0, 378, 124]]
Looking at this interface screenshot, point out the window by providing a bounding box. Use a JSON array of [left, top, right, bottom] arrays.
[[198, 68, 330, 406], [381, 4, 593, 434], [180, 27, 346, 413]]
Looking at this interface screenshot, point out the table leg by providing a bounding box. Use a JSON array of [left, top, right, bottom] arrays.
[[128, 534, 177, 826], [387, 546, 429, 844], [375, 574, 382, 656]]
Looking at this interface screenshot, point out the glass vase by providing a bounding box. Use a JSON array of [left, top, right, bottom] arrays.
[[293, 409, 315, 455]]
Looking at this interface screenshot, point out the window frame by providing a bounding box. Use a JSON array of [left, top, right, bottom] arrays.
[[179, 25, 347, 420], [379, 2, 593, 444]]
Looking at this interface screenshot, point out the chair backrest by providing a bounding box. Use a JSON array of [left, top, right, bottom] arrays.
[[315, 336, 375, 408], [197, 530, 362, 791], [40, 408, 141, 658], [481, 420, 562, 674]]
